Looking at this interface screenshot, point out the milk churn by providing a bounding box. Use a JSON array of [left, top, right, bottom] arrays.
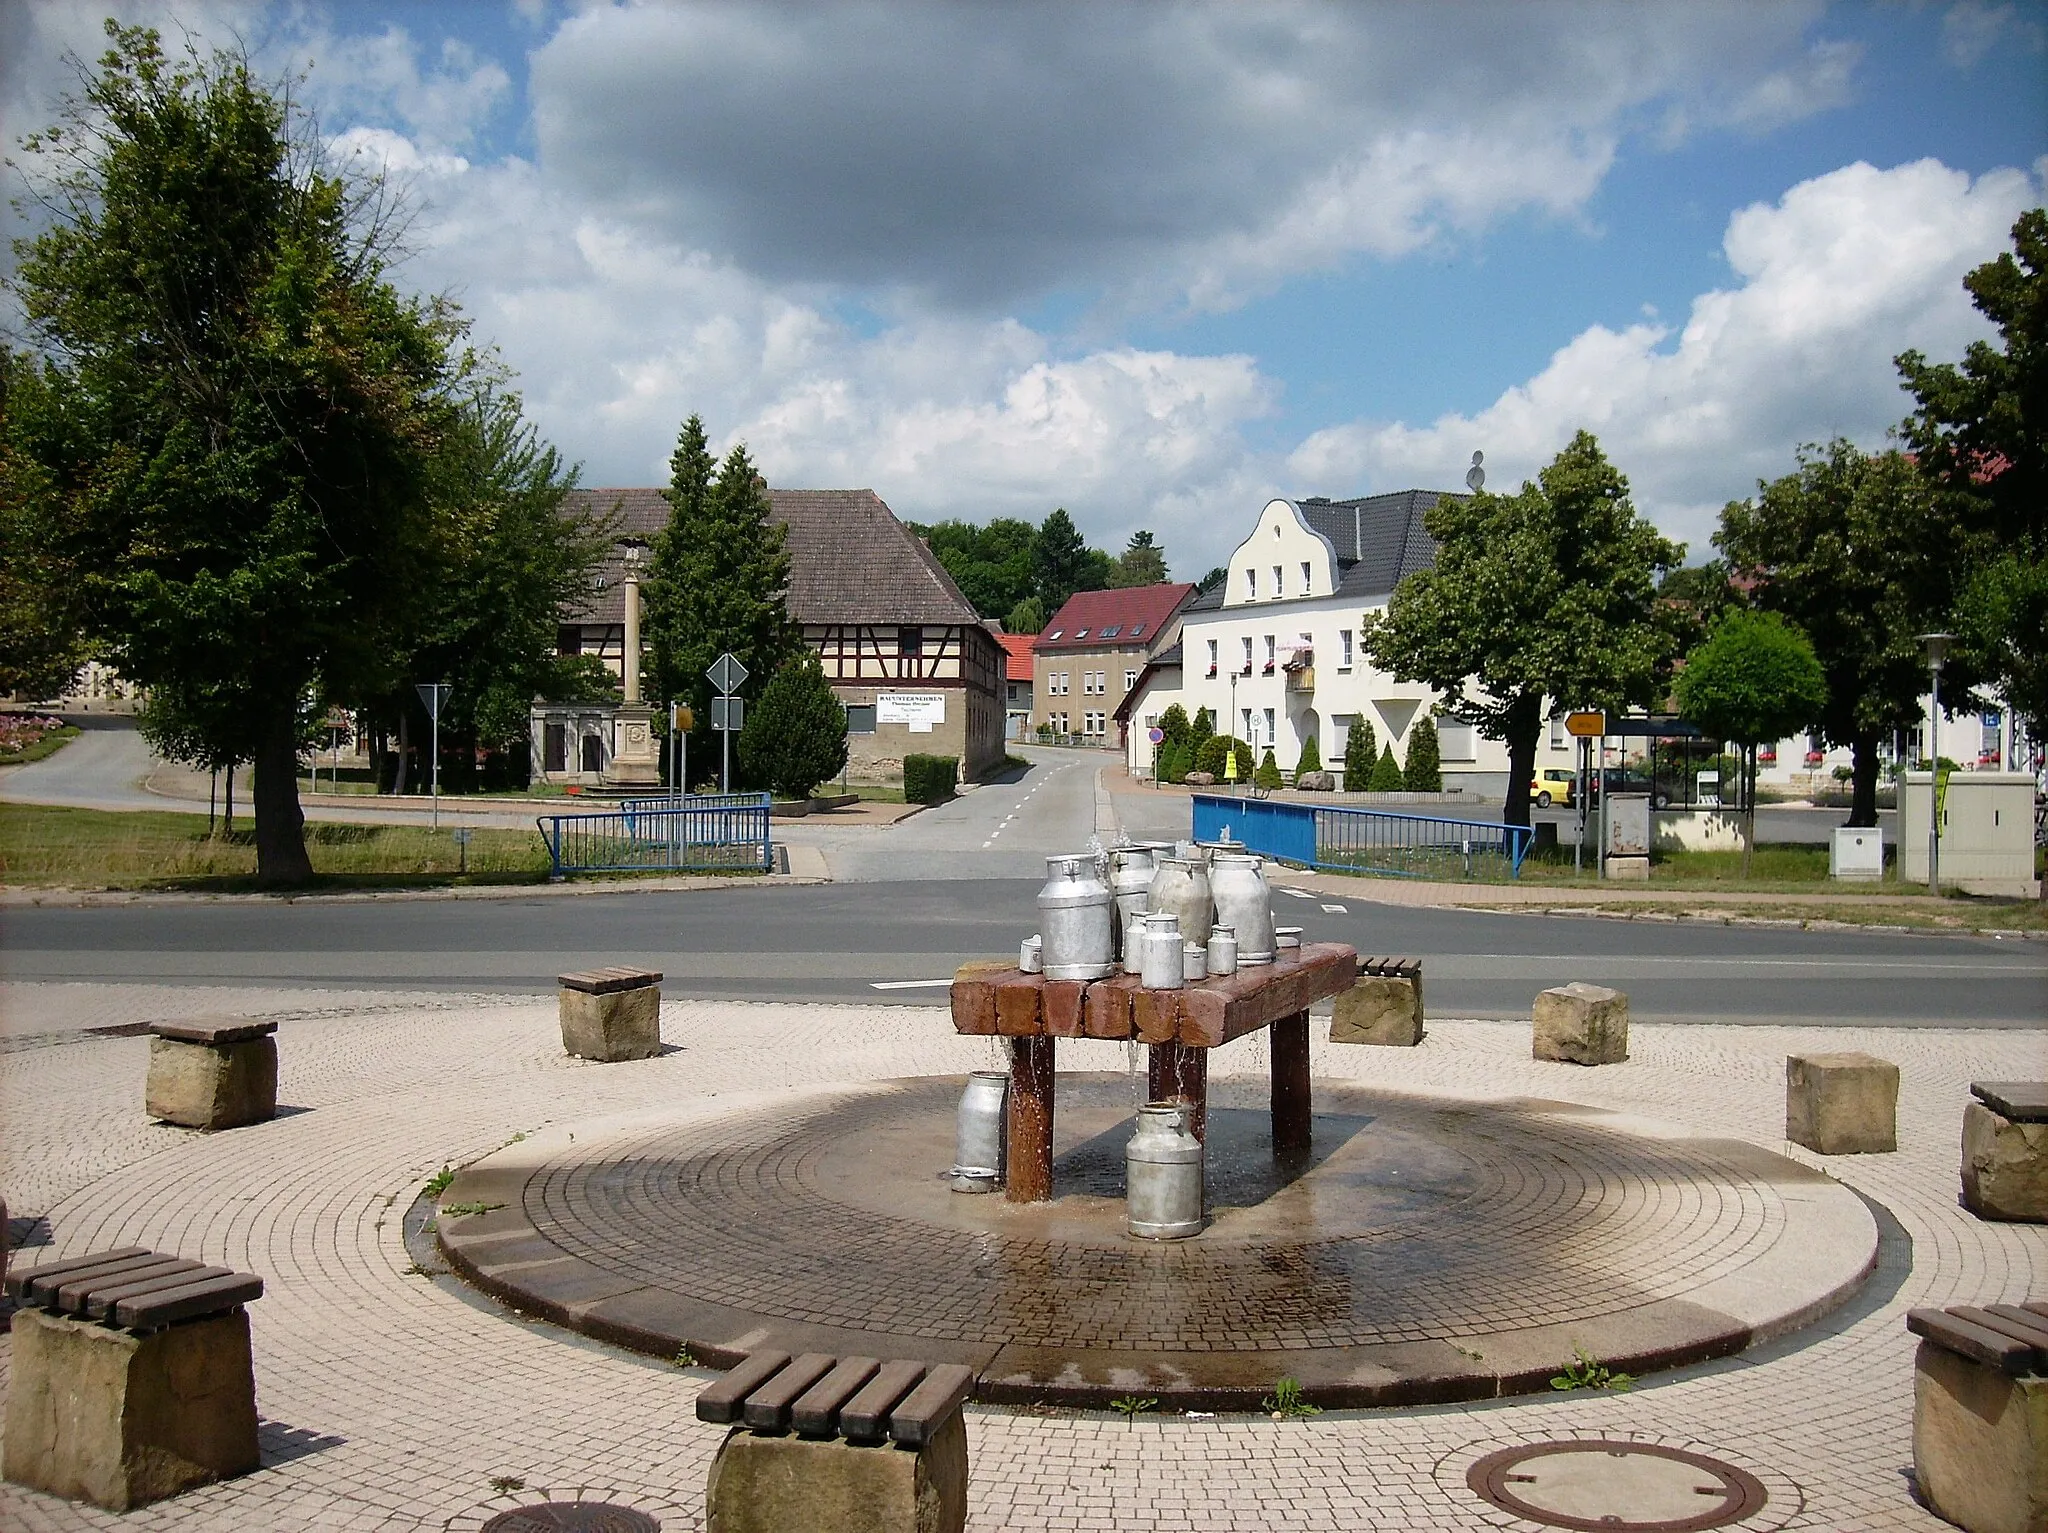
[[1108, 844, 1157, 971], [1207, 924, 1238, 976], [1126, 1101, 1203, 1239], [1148, 855, 1213, 956], [1019, 934, 1043, 973], [1138, 912, 1184, 988], [1209, 853, 1275, 965], [950, 1070, 1009, 1192], [1182, 942, 1207, 981], [1038, 855, 1115, 980]]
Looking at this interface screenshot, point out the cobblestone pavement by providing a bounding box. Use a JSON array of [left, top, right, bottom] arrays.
[[1, 980, 2042, 1531]]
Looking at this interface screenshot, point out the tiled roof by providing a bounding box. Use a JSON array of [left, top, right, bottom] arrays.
[[996, 632, 1036, 681], [560, 487, 980, 627], [1036, 583, 1197, 653], [1294, 490, 1454, 598]]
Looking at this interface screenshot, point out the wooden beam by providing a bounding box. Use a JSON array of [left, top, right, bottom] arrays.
[[993, 973, 1046, 1037], [1177, 942, 1355, 1047], [1006, 1036, 1056, 1203]]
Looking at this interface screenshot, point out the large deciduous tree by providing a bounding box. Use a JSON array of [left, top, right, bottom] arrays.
[[0, 350, 89, 699], [1897, 206, 2047, 736], [1363, 432, 1680, 828], [1714, 441, 1972, 825], [9, 25, 457, 883]]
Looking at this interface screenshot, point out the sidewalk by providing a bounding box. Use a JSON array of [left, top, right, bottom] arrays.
[[2, 980, 2039, 1530]]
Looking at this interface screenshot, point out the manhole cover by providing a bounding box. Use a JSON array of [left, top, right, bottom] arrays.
[[1467, 1441, 1768, 1532], [479, 1505, 659, 1533]]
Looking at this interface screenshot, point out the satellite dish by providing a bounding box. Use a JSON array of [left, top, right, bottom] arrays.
[[1465, 450, 1486, 491]]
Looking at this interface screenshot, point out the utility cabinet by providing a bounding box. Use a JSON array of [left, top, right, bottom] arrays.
[[1897, 771, 2039, 898]]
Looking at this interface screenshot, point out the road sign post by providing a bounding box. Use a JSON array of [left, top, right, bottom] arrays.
[[707, 653, 749, 793], [415, 683, 452, 830]]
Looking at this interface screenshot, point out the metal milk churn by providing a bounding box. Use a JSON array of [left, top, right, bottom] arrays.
[[1207, 924, 1238, 976], [1147, 855, 1213, 960], [1108, 844, 1157, 971], [950, 1070, 1009, 1193], [1209, 852, 1276, 965], [1126, 1101, 1204, 1239], [1138, 912, 1184, 989], [1038, 854, 1115, 980]]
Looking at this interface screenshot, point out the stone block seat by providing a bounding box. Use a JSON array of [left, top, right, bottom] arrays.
[[1963, 1082, 2048, 1223], [1906, 1301, 2048, 1533], [145, 1018, 278, 1130], [1330, 957, 1424, 1047], [2, 1248, 264, 1512], [1532, 982, 1628, 1065], [557, 966, 664, 1062], [1786, 1051, 1899, 1155], [697, 1348, 974, 1533]]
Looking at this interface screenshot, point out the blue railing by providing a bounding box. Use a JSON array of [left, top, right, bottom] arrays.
[[536, 793, 774, 877], [1191, 794, 1531, 879]]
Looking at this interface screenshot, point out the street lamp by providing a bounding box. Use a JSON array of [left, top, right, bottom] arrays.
[[1917, 632, 1953, 895]]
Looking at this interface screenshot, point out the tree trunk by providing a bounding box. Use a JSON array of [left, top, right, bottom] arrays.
[[253, 706, 314, 886], [1848, 732, 1881, 827], [1501, 693, 1542, 828], [208, 768, 217, 837], [395, 708, 410, 796], [223, 760, 234, 832], [1742, 744, 1756, 880]]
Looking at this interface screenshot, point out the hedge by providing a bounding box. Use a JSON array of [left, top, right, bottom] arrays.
[[904, 753, 959, 804]]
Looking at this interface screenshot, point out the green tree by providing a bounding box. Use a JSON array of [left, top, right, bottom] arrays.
[[1715, 441, 1970, 825], [1364, 432, 1680, 828], [1032, 507, 1114, 612], [642, 421, 801, 782], [1897, 207, 2047, 736], [1187, 707, 1214, 755], [10, 25, 457, 883], [1673, 609, 1827, 875], [1402, 715, 1442, 792], [1194, 733, 1252, 780], [919, 516, 1038, 619], [0, 351, 88, 698], [1196, 565, 1227, 596], [1295, 734, 1321, 777], [1004, 594, 1046, 634], [738, 650, 847, 799], [1367, 744, 1405, 792], [1254, 747, 1283, 791], [1156, 703, 1191, 749], [1656, 560, 1741, 659], [1113, 529, 1169, 587], [1341, 716, 1377, 792]]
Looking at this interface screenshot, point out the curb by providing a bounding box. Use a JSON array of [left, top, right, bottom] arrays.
[[0, 870, 830, 909]]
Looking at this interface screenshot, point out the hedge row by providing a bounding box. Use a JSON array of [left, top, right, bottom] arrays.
[[904, 753, 959, 804]]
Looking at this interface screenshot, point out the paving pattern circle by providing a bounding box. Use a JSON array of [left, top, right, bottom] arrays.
[[439, 1074, 1877, 1408]]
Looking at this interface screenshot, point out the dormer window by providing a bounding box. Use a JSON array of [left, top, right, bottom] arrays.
[[1047, 630, 1063, 640], [1100, 624, 1120, 638], [1075, 628, 1089, 639], [1129, 623, 1144, 639]]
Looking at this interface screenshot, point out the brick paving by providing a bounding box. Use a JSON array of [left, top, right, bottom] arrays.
[[0, 980, 2042, 1530]]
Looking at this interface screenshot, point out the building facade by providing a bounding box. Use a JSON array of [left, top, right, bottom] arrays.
[[1031, 583, 1197, 747], [996, 633, 1036, 741]]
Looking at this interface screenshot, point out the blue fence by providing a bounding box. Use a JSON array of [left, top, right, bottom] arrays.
[[1190, 794, 1531, 880], [536, 793, 774, 877]]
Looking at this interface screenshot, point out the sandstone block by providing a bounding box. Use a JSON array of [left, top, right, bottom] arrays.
[[1294, 770, 1335, 791], [706, 1412, 968, 1533], [1603, 854, 1650, 881], [1330, 976, 1424, 1047], [1962, 1101, 2048, 1222], [1532, 983, 1628, 1065], [559, 984, 662, 1062], [1786, 1052, 1898, 1155], [2, 1306, 259, 1512], [145, 1035, 277, 1130], [1913, 1340, 2048, 1533]]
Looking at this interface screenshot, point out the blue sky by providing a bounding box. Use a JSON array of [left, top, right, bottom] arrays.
[[3, 1, 2043, 575]]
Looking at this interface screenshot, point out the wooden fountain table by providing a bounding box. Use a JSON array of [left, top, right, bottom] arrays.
[[950, 942, 1359, 1202]]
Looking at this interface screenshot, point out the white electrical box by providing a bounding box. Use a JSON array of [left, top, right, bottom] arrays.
[[1830, 826, 1883, 880]]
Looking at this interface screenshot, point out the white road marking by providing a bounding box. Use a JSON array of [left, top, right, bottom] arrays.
[[1279, 887, 1316, 899], [870, 979, 954, 990], [1321, 904, 1348, 914]]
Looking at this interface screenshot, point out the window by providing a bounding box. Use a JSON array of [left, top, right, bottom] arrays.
[[1301, 561, 1312, 591], [1273, 564, 1283, 596], [1058, 672, 1071, 695], [1438, 718, 1477, 761], [1241, 637, 1254, 673], [1100, 624, 1121, 638], [1246, 568, 1257, 599], [1129, 622, 1145, 639], [898, 626, 923, 655], [1084, 671, 1103, 695], [1125, 669, 1139, 691], [1263, 707, 1276, 744], [1263, 635, 1276, 673], [1052, 711, 1069, 734], [1084, 711, 1106, 736], [845, 704, 877, 734], [1047, 629, 1063, 640], [1076, 628, 1090, 639], [1339, 629, 1353, 670], [556, 625, 582, 656], [1206, 639, 1219, 676], [1241, 708, 1254, 741], [543, 722, 567, 773]]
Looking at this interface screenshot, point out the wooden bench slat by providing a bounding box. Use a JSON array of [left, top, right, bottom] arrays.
[[557, 968, 664, 995], [2018, 1301, 2048, 1322], [886, 1363, 975, 1447], [837, 1359, 928, 1442], [24, 1251, 166, 1306], [1986, 1303, 2048, 1340], [152, 1019, 278, 1045], [114, 1273, 263, 1330], [85, 1266, 234, 1322], [56, 1256, 199, 1312], [3, 1248, 151, 1302], [1970, 1081, 2048, 1123], [696, 1350, 792, 1425], [740, 1352, 837, 1431], [1908, 1307, 2041, 1373], [790, 1356, 880, 1437], [1953, 1306, 2048, 1358]]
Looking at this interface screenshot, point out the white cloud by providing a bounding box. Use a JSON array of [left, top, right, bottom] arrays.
[[1288, 159, 2042, 554]]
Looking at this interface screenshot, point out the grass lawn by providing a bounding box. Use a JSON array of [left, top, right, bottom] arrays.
[[0, 803, 553, 890]]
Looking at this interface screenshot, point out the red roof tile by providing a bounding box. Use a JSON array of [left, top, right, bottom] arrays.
[[1036, 584, 1196, 652], [996, 632, 1036, 681]]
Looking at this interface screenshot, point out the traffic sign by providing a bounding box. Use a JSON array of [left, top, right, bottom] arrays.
[[712, 696, 745, 732], [707, 652, 748, 695], [1147, 728, 1165, 744], [1565, 711, 1607, 738], [672, 703, 694, 732], [415, 683, 452, 721]]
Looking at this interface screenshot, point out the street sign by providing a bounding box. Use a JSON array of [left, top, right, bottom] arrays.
[[1565, 710, 1607, 738], [712, 696, 745, 732], [673, 704, 694, 732], [1147, 727, 1165, 744], [415, 683, 452, 721], [707, 652, 748, 696]]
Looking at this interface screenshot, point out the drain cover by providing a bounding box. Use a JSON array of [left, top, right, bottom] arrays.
[[480, 1505, 659, 1533], [1467, 1441, 1768, 1532]]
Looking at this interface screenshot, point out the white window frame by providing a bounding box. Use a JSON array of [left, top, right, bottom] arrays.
[[1301, 560, 1312, 592], [1206, 639, 1219, 676], [1339, 629, 1353, 670], [1124, 669, 1139, 691], [1272, 564, 1283, 597], [1246, 568, 1257, 600], [1241, 637, 1254, 674]]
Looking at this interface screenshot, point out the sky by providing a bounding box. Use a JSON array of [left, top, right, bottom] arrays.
[[2, 1, 2043, 579]]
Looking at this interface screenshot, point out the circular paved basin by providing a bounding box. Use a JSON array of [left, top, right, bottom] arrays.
[[438, 1075, 1876, 1408]]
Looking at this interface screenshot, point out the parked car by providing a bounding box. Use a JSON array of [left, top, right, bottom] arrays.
[[1530, 767, 1577, 808], [1590, 767, 1672, 808]]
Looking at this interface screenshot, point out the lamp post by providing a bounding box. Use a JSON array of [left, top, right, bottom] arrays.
[[1917, 632, 1952, 895]]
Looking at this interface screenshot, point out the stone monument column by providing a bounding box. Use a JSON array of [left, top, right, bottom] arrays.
[[605, 539, 661, 787]]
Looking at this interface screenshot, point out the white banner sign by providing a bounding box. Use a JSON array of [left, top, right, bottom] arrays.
[[877, 692, 946, 732]]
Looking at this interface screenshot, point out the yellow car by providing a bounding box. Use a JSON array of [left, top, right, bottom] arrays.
[[1531, 767, 1577, 808]]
